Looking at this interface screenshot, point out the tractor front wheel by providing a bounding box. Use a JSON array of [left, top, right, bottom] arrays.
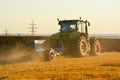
[[43, 49, 55, 61]]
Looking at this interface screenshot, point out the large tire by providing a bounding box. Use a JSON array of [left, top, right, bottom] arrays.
[[76, 36, 88, 56], [91, 40, 101, 55]]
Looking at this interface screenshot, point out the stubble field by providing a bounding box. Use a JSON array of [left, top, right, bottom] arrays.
[[0, 52, 120, 80]]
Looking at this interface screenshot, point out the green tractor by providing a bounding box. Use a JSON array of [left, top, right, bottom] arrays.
[[43, 18, 101, 61]]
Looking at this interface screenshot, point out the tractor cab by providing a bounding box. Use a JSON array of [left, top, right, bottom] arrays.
[[58, 19, 90, 35]]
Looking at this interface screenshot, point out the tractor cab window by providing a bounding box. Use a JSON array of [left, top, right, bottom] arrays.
[[77, 22, 85, 33], [61, 22, 76, 32]]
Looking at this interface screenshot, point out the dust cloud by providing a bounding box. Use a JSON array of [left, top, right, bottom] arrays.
[[0, 43, 37, 64]]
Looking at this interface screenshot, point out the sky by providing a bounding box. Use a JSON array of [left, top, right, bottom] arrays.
[[0, 0, 120, 35]]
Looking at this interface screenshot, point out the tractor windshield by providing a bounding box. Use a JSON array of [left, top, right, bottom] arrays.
[[60, 22, 76, 32]]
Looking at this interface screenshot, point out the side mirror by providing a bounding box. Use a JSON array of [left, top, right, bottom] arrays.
[[59, 29, 62, 31], [88, 22, 90, 26], [57, 18, 59, 22]]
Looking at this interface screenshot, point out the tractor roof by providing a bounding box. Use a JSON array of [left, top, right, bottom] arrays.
[[59, 19, 84, 24]]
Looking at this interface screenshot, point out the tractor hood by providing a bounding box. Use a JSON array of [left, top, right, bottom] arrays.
[[51, 32, 80, 40]]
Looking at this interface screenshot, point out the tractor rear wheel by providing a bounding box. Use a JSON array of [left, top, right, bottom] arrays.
[[91, 40, 101, 55], [76, 36, 88, 56]]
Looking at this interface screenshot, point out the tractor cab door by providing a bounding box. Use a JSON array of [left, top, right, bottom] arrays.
[[77, 21, 86, 33]]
